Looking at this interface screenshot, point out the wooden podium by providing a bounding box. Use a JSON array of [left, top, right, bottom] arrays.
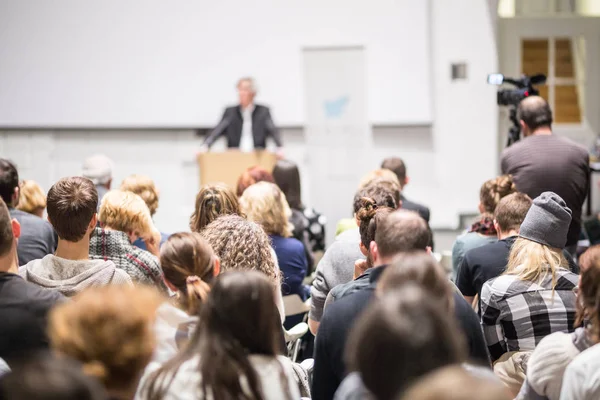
[[197, 150, 277, 189]]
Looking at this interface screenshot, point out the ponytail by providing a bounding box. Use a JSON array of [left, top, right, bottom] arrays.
[[185, 276, 211, 315]]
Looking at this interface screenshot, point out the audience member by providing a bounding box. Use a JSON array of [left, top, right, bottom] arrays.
[[0, 197, 64, 366], [308, 181, 398, 334], [152, 232, 219, 364], [240, 181, 310, 301], [516, 246, 600, 400], [456, 192, 532, 306], [236, 165, 274, 197], [452, 174, 517, 277], [201, 214, 285, 322], [120, 174, 170, 251], [49, 285, 162, 400], [576, 243, 600, 274], [381, 156, 430, 221], [0, 355, 108, 400], [560, 343, 600, 400], [81, 154, 114, 207], [16, 180, 46, 218], [141, 271, 299, 400], [501, 96, 589, 253], [338, 285, 466, 400], [189, 183, 241, 232], [89, 190, 166, 290], [481, 192, 578, 365], [273, 159, 326, 254], [399, 365, 512, 400], [20, 177, 132, 296], [311, 210, 431, 399], [0, 159, 56, 266]]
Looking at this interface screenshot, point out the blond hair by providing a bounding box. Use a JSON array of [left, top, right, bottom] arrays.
[[480, 175, 517, 214], [16, 180, 46, 215], [48, 285, 162, 394], [201, 215, 278, 282], [120, 174, 159, 216], [359, 169, 400, 189], [99, 190, 154, 237], [505, 237, 568, 289], [239, 181, 293, 237]]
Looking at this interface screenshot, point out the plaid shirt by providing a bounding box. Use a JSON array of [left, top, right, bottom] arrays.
[[480, 267, 578, 362], [89, 227, 167, 292]]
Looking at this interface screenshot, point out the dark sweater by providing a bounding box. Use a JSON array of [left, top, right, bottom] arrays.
[[0, 272, 64, 365], [312, 266, 491, 400], [9, 209, 56, 267]]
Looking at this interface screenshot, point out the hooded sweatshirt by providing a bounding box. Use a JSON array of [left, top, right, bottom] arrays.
[[19, 254, 133, 297]]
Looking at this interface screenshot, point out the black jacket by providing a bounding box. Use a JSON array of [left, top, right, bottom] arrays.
[[0, 272, 64, 365], [203, 104, 282, 149], [311, 266, 490, 400], [400, 195, 430, 222]]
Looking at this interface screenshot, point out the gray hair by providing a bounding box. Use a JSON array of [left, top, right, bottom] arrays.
[[236, 77, 257, 94]]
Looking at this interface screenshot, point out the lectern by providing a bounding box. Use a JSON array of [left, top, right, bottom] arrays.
[[197, 150, 277, 189]]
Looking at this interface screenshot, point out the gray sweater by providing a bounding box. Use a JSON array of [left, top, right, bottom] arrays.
[[309, 228, 364, 322]]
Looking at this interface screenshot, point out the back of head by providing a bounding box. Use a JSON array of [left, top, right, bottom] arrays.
[[0, 198, 14, 258], [48, 285, 162, 396], [0, 354, 108, 400], [81, 155, 113, 187], [576, 248, 600, 342], [356, 197, 394, 250], [16, 180, 47, 216], [189, 184, 240, 233], [272, 159, 302, 210], [0, 159, 18, 206], [239, 181, 293, 237], [160, 232, 216, 316], [346, 285, 465, 400], [493, 192, 532, 233], [98, 190, 153, 237], [47, 177, 98, 242], [578, 244, 600, 274], [353, 180, 398, 215], [120, 175, 159, 216], [378, 251, 453, 312], [518, 96, 553, 132], [201, 215, 277, 282], [480, 175, 517, 214], [375, 210, 431, 259], [381, 157, 406, 185], [236, 166, 274, 197], [399, 365, 511, 400], [359, 168, 400, 189]]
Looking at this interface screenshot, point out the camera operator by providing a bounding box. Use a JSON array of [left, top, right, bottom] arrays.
[[501, 96, 589, 254]]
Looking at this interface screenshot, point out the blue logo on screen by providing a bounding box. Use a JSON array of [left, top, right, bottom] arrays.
[[324, 96, 349, 118]]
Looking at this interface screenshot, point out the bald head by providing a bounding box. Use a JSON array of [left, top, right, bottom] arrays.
[[518, 96, 553, 136], [374, 210, 431, 259]]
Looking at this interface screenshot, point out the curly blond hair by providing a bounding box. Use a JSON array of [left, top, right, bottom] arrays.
[[16, 180, 46, 216], [99, 190, 154, 238], [200, 215, 277, 282], [120, 174, 159, 216], [48, 285, 163, 395], [239, 181, 293, 237], [480, 175, 517, 214]]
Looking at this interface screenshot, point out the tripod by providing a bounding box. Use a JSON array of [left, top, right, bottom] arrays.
[[506, 106, 521, 148]]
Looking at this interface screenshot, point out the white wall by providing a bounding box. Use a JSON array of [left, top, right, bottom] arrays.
[[0, 0, 431, 127]]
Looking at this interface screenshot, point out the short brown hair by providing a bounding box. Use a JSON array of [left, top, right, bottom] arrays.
[[47, 177, 98, 242], [381, 157, 407, 183], [480, 175, 517, 214], [375, 210, 430, 258], [49, 285, 162, 395], [0, 197, 14, 257], [120, 175, 159, 216], [189, 184, 241, 233], [494, 192, 532, 232], [16, 180, 46, 215], [236, 166, 274, 197]]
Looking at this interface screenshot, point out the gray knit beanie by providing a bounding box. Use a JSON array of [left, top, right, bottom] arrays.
[[519, 191, 571, 249]]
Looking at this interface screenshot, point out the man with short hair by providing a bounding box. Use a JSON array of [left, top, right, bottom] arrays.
[[81, 154, 113, 207], [0, 197, 64, 366], [20, 177, 132, 296], [456, 193, 532, 306], [0, 159, 56, 266], [501, 96, 589, 253], [381, 156, 430, 222]]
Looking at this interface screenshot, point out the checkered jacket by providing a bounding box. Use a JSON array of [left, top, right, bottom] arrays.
[[89, 227, 167, 292], [480, 267, 578, 362]]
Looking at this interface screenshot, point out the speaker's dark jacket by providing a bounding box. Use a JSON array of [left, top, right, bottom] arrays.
[[203, 104, 282, 149]]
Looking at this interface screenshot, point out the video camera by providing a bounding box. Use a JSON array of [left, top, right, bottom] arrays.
[[487, 73, 547, 146]]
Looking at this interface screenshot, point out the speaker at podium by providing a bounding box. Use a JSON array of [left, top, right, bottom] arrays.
[[197, 150, 277, 189]]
